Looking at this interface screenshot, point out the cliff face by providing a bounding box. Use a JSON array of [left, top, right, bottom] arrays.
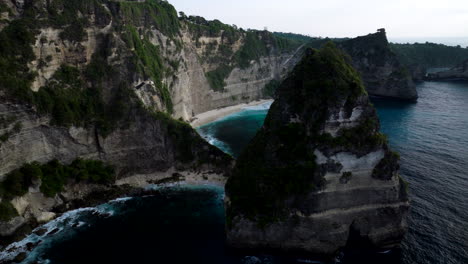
[[0, 0, 304, 181], [0, 0, 304, 121], [0, 0, 239, 243], [426, 60, 468, 81], [340, 29, 418, 100], [225, 44, 409, 256]]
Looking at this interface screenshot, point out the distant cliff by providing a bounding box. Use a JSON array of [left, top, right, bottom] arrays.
[[390, 42, 468, 69], [225, 44, 409, 256], [426, 60, 468, 81], [340, 29, 418, 100]]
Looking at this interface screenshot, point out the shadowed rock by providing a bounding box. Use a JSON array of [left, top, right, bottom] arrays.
[[225, 43, 409, 257]]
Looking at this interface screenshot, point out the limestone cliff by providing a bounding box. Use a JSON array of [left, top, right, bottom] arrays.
[[426, 59, 468, 81], [225, 44, 409, 256], [340, 29, 418, 100], [0, 0, 239, 244]]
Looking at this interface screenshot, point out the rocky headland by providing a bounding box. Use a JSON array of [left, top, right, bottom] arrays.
[[225, 44, 409, 257], [340, 29, 418, 101]]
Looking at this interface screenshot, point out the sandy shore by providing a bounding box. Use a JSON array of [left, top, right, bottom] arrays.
[[190, 99, 273, 127]]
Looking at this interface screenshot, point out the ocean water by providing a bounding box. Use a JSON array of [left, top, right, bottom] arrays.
[[3, 81, 467, 264]]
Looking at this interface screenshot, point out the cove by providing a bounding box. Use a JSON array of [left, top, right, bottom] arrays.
[[4, 81, 467, 264]]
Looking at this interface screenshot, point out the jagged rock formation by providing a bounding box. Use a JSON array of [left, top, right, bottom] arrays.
[[225, 44, 409, 256], [426, 59, 468, 81], [340, 29, 418, 100]]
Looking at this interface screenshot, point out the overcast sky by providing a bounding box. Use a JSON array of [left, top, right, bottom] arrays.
[[169, 0, 468, 45]]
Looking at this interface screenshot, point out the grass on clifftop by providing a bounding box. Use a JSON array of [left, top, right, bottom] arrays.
[[119, 0, 180, 39]]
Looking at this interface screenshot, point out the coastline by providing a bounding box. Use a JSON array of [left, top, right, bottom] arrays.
[[190, 99, 273, 127], [0, 169, 228, 262]]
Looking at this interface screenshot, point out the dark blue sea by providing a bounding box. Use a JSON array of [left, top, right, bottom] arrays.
[[2, 81, 467, 264]]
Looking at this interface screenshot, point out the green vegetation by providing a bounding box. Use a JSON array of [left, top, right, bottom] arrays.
[[234, 31, 270, 68], [0, 121, 22, 145], [226, 123, 322, 227], [185, 16, 241, 45], [399, 174, 409, 192], [263, 79, 281, 98], [226, 43, 378, 227], [41, 159, 115, 197], [205, 64, 233, 92], [373, 151, 400, 180], [206, 30, 300, 91], [279, 43, 367, 118], [0, 18, 37, 103], [33, 65, 100, 127], [123, 25, 173, 113], [390, 42, 468, 68], [184, 15, 302, 91], [0, 2, 10, 14], [317, 118, 387, 152], [273, 32, 314, 43], [152, 111, 199, 162], [119, 0, 180, 39], [45, 0, 111, 42], [0, 164, 38, 200], [0, 159, 115, 199], [0, 201, 18, 222], [234, 31, 301, 69], [0, 7, 143, 133]]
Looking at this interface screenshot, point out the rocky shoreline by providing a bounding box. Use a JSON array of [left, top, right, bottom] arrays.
[[0, 169, 228, 263]]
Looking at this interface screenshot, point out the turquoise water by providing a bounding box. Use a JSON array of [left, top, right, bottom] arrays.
[[197, 102, 272, 157], [3, 81, 467, 264]]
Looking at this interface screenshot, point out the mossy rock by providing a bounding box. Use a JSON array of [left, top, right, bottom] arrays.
[[226, 43, 373, 225]]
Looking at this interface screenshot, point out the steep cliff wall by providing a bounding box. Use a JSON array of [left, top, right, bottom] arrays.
[[0, 0, 238, 244], [340, 29, 418, 100], [426, 59, 468, 81], [225, 44, 409, 256]]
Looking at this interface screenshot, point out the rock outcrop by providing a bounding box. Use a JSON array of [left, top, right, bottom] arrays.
[[225, 44, 409, 256], [340, 29, 418, 100], [426, 60, 468, 81]]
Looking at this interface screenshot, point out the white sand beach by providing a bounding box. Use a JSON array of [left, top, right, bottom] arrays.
[[190, 99, 273, 127]]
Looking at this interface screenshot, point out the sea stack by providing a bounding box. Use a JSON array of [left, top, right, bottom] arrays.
[[225, 43, 409, 256], [340, 29, 418, 100]]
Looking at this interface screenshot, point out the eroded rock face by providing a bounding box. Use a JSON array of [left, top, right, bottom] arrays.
[[426, 59, 468, 81], [340, 29, 418, 100], [225, 44, 409, 256]]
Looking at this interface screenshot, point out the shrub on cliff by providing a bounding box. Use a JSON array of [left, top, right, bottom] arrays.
[[0, 163, 42, 199], [0, 201, 18, 222], [0, 159, 116, 199]]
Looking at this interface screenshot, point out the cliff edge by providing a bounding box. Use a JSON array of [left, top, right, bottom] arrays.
[[225, 44, 409, 256], [340, 29, 418, 100], [426, 59, 468, 81]]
